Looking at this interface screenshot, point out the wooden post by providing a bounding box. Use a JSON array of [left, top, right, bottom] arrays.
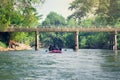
[[74, 31, 79, 51], [113, 31, 117, 51], [35, 31, 39, 51]]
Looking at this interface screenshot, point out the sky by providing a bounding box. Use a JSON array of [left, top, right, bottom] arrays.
[[38, 0, 73, 21]]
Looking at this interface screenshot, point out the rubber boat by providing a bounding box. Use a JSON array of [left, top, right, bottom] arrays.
[[49, 50, 62, 53], [48, 45, 62, 53]]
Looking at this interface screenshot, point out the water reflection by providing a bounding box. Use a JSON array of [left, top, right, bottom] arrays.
[[114, 50, 118, 62], [100, 50, 120, 80]]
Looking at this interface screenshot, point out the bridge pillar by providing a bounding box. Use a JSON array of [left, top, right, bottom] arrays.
[[109, 32, 114, 50], [74, 31, 79, 51], [113, 31, 117, 51], [35, 31, 39, 51]]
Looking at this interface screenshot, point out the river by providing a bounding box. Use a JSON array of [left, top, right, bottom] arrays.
[[0, 49, 120, 80]]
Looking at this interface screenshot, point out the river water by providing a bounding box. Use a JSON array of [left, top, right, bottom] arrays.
[[0, 49, 120, 80]]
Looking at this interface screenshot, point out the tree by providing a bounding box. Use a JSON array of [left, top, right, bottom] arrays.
[[69, 0, 120, 26], [42, 12, 66, 26], [0, 0, 45, 28], [69, 0, 99, 21], [107, 0, 120, 25], [41, 12, 66, 48], [67, 18, 77, 27], [0, 0, 45, 46], [80, 18, 93, 27]]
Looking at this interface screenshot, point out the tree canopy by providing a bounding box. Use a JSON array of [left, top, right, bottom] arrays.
[[0, 0, 45, 46], [42, 12, 66, 26], [0, 0, 45, 29], [69, 0, 120, 26]]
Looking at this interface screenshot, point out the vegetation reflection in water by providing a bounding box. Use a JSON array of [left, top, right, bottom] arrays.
[[0, 49, 120, 80]]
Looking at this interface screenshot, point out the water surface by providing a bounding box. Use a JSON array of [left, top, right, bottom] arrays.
[[0, 49, 120, 80]]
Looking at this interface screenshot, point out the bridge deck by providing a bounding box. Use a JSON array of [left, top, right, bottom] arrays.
[[0, 27, 120, 32]]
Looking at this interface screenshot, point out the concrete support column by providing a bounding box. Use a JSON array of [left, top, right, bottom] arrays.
[[113, 31, 117, 51], [109, 32, 114, 50], [74, 31, 79, 51], [35, 31, 39, 51]]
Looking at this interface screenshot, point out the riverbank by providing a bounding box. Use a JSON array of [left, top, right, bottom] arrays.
[[0, 44, 32, 51]]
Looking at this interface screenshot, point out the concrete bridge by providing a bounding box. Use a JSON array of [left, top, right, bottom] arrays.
[[0, 27, 119, 51]]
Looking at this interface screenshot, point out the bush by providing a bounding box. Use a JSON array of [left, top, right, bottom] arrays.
[[0, 41, 7, 48]]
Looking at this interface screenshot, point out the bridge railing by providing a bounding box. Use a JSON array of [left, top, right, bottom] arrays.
[[0, 25, 120, 32]]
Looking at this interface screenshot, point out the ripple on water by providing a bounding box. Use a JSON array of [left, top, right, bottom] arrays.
[[0, 49, 120, 80]]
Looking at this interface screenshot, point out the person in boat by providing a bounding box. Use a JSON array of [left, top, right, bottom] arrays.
[[59, 47, 62, 51], [49, 45, 62, 51], [49, 45, 53, 51]]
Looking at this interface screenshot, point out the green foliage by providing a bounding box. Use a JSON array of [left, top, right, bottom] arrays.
[[10, 32, 34, 45], [0, 0, 45, 45], [42, 12, 66, 26], [69, 0, 98, 20], [117, 34, 120, 49], [93, 16, 108, 27], [63, 33, 74, 48], [0, 41, 6, 48], [80, 36, 87, 48], [67, 18, 77, 26], [40, 32, 55, 47], [10, 0, 45, 27], [96, 0, 110, 16], [40, 32, 64, 47], [41, 12, 76, 48], [80, 19, 93, 27], [69, 0, 120, 26], [10, 32, 26, 42], [115, 18, 120, 27], [78, 32, 110, 49], [0, 0, 13, 30], [42, 18, 51, 26], [107, 0, 120, 25], [1, 0, 120, 50]]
